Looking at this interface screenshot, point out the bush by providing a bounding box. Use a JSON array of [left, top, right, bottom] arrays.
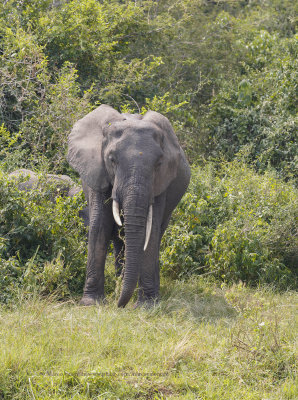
[[205, 32, 298, 182], [0, 24, 92, 173], [0, 1, 296, 295], [0, 170, 87, 303], [161, 161, 297, 288], [1, 1, 296, 175]]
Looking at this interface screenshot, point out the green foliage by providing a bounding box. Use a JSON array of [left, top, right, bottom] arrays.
[[0, 124, 25, 170], [0, 26, 47, 132], [0, 24, 92, 172], [0, 0, 297, 176], [161, 162, 297, 287], [0, 0, 297, 293], [0, 170, 87, 303], [206, 32, 298, 181], [19, 62, 93, 171]]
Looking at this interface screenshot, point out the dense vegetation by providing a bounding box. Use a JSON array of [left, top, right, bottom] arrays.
[[1, 0, 297, 296], [162, 161, 297, 286]]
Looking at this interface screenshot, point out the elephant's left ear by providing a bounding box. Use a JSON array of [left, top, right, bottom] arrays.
[[67, 105, 122, 191], [143, 111, 182, 197]]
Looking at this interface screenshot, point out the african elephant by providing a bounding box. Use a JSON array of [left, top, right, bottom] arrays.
[[9, 169, 89, 226], [68, 105, 190, 307]]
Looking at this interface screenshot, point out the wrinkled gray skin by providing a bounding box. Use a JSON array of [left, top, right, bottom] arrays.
[[68, 105, 190, 307], [9, 169, 89, 226]]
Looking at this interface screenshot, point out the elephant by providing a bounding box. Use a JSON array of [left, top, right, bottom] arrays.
[[67, 104, 190, 307], [8, 169, 89, 226]]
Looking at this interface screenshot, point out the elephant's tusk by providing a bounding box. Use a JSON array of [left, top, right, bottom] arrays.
[[144, 205, 153, 251], [113, 200, 122, 226]]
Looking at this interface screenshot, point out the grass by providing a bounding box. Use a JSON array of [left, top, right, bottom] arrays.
[[0, 277, 297, 399]]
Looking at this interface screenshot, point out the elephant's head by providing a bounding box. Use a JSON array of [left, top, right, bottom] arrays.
[[68, 105, 182, 307]]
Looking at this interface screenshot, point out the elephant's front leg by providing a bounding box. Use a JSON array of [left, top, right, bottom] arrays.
[[80, 189, 114, 306], [137, 195, 166, 306]]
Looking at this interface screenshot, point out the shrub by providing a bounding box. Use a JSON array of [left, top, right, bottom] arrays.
[[205, 32, 298, 182], [0, 25, 92, 173], [161, 161, 297, 288], [0, 170, 87, 303]]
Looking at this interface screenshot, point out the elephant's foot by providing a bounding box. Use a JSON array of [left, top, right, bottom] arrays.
[[136, 288, 159, 309], [79, 296, 104, 306], [134, 297, 159, 309]]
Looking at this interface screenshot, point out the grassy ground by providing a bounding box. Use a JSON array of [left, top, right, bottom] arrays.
[[0, 277, 297, 399]]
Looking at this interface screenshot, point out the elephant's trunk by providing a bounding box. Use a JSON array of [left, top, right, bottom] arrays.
[[117, 188, 150, 308]]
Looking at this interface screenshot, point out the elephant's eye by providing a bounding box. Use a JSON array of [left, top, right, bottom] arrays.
[[113, 129, 122, 138], [156, 158, 162, 168], [109, 154, 116, 165]]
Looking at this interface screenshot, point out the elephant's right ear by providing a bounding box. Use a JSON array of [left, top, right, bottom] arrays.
[[67, 105, 121, 192]]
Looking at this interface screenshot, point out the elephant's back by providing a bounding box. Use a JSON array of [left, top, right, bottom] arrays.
[[8, 169, 37, 190], [8, 169, 36, 179]]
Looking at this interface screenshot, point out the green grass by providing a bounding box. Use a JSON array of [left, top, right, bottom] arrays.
[[0, 277, 297, 399]]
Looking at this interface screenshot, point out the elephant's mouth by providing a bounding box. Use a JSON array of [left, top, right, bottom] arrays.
[[112, 199, 152, 251]]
